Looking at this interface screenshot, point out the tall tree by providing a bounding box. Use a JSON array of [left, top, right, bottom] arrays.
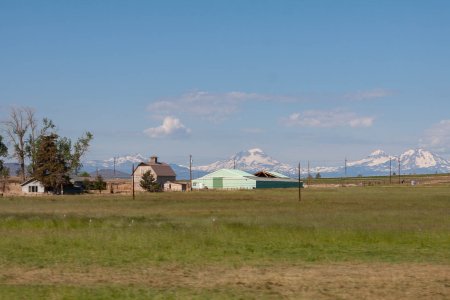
[[26, 117, 55, 175], [0, 135, 8, 174], [0, 134, 9, 194], [57, 131, 93, 175], [34, 134, 68, 193], [1, 107, 33, 181], [32, 131, 93, 193]]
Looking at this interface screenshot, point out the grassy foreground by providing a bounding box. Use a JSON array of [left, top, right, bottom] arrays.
[[0, 187, 449, 299]]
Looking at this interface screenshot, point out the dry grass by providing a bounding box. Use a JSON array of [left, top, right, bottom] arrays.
[[1, 264, 449, 299], [0, 186, 449, 299]]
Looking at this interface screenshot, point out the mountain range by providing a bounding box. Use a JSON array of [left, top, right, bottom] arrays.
[[80, 148, 450, 179]]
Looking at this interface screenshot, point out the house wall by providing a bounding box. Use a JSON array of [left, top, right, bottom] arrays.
[[163, 182, 186, 192], [22, 181, 46, 194], [255, 180, 299, 189]]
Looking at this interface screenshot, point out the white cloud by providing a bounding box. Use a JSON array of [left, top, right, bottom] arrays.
[[345, 89, 393, 101], [283, 110, 375, 128], [420, 120, 450, 152], [143, 116, 191, 138], [148, 91, 298, 122]]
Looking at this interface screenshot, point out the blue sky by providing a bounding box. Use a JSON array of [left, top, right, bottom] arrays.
[[1, 0, 450, 165]]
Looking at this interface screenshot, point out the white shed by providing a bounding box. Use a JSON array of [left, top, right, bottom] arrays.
[[21, 179, 46, 194], [163, 181, 188, 192]]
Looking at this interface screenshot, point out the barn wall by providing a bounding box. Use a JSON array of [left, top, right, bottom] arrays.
[[255, 181, 302, 189]]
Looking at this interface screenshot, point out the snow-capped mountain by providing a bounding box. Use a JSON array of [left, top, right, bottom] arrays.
[[399, 149, 450, 173], [83, 154, 147, 173], [335, 148, 450, 176], [81, 148, 450, 180], [193, 148, 296, 175], [193, 148, 450, 177], [345, 149, 396, 176], [82, 154, 207, 179]]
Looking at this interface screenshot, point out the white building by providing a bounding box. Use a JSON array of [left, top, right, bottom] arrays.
[[21, 179, 46, 194], [163, 181, 188, 192]]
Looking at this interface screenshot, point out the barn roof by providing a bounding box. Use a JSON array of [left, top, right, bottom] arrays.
[[133, 162, 176, 177], [254, 170, 290, 178], [197, 169, 254, 179]]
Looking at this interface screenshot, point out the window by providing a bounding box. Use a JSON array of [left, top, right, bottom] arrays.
[[28, 186, 38, 193]]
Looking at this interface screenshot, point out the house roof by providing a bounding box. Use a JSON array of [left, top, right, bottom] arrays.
[[254, 170, 290, 179], [20, 178, 39, 186], [133, 162, 176, 177]]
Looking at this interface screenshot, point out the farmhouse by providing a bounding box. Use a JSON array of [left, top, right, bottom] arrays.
[[132, 156, 176, 191], [192, 169, 300, 190]]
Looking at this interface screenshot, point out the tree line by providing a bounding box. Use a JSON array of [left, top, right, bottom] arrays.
[[0, 107, 93, 193]]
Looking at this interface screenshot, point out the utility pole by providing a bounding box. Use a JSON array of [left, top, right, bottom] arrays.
[[233, 158, 236, 169], [113, 156, 116, 177], [398, 158, 401, 184], [189, 155, 192, 191], [307, 160, 310, 185], [343, 157, 347, 187], [132, 163, 135, 199], [389, 157, 392, 184], [345, 157, 348, 178], [298, 162, 302, 202]]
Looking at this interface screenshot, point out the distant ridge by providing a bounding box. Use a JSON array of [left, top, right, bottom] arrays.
[[193, 148, 450, 177], [82, 148, 450, 179], [88, 169, 130, 179]]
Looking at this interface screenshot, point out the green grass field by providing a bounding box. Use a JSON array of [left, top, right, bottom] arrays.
[[0, 186, 449, 299]]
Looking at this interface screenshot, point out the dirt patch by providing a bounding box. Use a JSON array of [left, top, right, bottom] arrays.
[[1, 263, 449, 299]]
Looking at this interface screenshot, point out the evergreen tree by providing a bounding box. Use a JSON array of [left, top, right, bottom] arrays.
[[0, 135, 7, 173], [92, 175, 106, 193], [140, 170, 160, 192], [34, 134, 68, 193], [0, 135, 8, 194]]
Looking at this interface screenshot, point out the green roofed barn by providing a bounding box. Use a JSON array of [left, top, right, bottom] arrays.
[[192, 169, 301, 190]]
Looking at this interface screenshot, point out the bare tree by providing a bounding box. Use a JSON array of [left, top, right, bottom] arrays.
[[1, 107, 32, 181]]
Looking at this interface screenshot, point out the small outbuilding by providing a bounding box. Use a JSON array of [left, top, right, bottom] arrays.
[[21, 178, 46, 194], [164, 181, 189, 192], [192, 169, 300, 190], [132, 156, 176, 191]]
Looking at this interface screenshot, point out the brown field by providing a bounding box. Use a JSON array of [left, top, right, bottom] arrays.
[[1, 263, 449, 299]]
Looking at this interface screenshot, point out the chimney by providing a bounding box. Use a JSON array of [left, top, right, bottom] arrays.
[[150, 156, 158, 164]]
